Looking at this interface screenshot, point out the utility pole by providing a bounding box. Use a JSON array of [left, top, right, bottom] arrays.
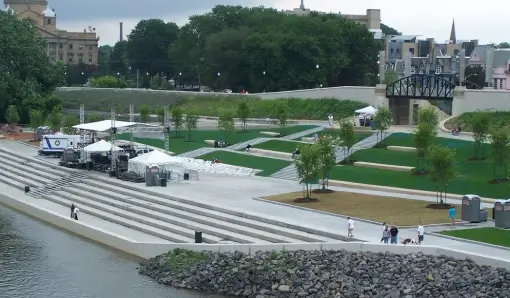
[[129, 104, 134, 146], [110, 106, 116, 174], [163, 105, 170, 154], [136, 69, 139, 88], [79, 104, 85, 160]]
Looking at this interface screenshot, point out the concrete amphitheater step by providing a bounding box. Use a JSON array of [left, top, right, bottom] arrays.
[[0, 174, 28, 190], [0, 168, 42, 188], [0, 155, 63, 181], [82, 178, 342, 242], [69, 184, 300, 243], [0, 150, 72, 177], [0, 159, 54, 185], [43, 193, 196, 243]]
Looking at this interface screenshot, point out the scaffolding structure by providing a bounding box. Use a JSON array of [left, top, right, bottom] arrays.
[[110, 106, 116, 172], [79, 104, 85, 160], [129, 104, 134, 146], [163, 105, 170, 154]]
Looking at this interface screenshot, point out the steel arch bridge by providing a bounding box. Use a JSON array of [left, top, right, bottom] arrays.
[[386, 74, 457, 100]]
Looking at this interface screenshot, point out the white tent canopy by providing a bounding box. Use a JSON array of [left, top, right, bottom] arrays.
[[128, 150, 183, 175], [83, 140, 123, 153], [355, 106, 378, 116], [73, 120, 140, 132]]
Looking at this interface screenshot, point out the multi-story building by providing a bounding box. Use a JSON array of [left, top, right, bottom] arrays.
[[467, 46, 510, 90], [281, 0, 382, 38], [2, 0, 99, 65]]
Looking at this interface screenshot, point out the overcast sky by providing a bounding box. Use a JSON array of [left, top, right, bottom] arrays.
[[44, 0, 510, 46]]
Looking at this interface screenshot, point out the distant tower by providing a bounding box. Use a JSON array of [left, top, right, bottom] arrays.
[[299, 0, 305, 10], [449, 18, 456, 44], [119, 22, 123, 42]]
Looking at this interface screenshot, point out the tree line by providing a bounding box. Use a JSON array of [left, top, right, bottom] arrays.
[[96, 5, 400, 92]]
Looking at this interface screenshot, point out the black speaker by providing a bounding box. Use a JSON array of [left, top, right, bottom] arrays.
[[24, 186, 30, 194], [195, 231, 202, 243], [183, 173, 190, 180]]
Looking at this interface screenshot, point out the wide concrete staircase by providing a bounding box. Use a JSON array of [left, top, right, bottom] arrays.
[[281, 126, 324, 140], [0, 147, 347, 244], [226, 137, 267, 150], [177, 147, 216, 158]]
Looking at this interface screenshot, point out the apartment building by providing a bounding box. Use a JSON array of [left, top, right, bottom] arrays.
[[2, 0, 99, 65]]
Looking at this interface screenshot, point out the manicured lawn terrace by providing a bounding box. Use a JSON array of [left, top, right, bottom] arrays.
[[117, 125, 317, 155], [197, 151, 291, 176], [299, 130, 374, 143], [440, 227, 510, 248], [334, 132, 506, 198]]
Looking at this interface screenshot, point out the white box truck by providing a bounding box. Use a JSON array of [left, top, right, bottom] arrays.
[[38, 135, 83, 157]]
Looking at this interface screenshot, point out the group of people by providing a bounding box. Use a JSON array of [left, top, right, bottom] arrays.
[[451, 126, 462, 136], [347, 218, 425, 245]]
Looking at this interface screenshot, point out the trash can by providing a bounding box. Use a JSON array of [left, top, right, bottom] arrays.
[[183, 173, 190, 180], [213, 140, 219, 148], [194, 231, 203, 243], [160, 178, 167, 187], [494, 200, 507, 228], [461, 194, 481, 223], [371, 121, 376, 130], [24, 186, 30, 194]]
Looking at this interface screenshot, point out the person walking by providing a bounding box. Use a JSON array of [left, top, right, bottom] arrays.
[[347, 217, 355, 238], [380, 222, 387, 243], [73, 205, 80, 221], [381, 225, 390, 244], [328, 114, 334, 128], [389, 224, 399, 244], [417, 222, 425, 245], [448, 206, 456, 226], [70, 203, 75, 219]]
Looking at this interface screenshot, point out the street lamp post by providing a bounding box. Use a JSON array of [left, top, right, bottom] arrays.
[[117, 72, 120, 85], [81, 72, 84, 87], [315, 64, 320, 88], [262, 71, 266, 92]]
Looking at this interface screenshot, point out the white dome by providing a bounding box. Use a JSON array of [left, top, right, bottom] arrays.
[[2, 4, 15, 14], [42, 6, 55, 17]]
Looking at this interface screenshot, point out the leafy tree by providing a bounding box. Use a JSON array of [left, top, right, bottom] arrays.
[[413, 123, 437, 173], [139, 104, 151, 123], [47, 108, 62, 132], [217, 108, 235, 142], [97, 45, 113, 76], [29, 109, 45, 139], [373, 106, 393, 147], [429, 146, 457, 204], [489, 129, 510, 182], [380, 24, 400, 35], [155, 106, 165, 125], [316, 137, 336, 190], [5, 105, 20, 125], [171, 106, 184, 137], [464, 65, 485, 89], [88, 113, 101, 122], [496, 42, 510, 49], [62, 115, 79, 134], [274, 101, 290, 136], [0, 12, 64, 123], [237, 102, 250, 132], [184, 110, 199, 141], [89, 75, 127, 88], [109, 40, 129, 75], [294, 144, 320, 200], [468, 111, 491, 159], [418, 106, 439, 127], [338, 119, 356, 162]]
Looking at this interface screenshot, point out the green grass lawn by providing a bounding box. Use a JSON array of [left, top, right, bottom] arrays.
[[339, 132, 507, 198], [197, 150, 291, 176], [300, 130, 374, 143], [254, 140, 307, 153], [117, 125, 317, 155], [439, 228, 510, 248]]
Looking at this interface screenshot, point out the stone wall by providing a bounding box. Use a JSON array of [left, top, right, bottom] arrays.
[[453, 88, 510, 116]]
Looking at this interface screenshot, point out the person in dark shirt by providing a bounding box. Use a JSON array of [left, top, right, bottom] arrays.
[[389, 225, 399, 244]]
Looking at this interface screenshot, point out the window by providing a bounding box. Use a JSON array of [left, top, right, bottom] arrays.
[[68, 55, 73, 62], [396, 49, 400, 54], [46, 18, 51, 25], [59, 54, 63, 60], [78, 54, 83, 62], [390, 48, 394, 54], [419, 65, 425, 74], [88, 55, 92, 62], [500, 80, 504, 89], [410, 65, 416, 74], [68, 44, 73, 50], [78, 45, 83, 50], [494, 79, 498, 88], [59, 43, 63, 49], [384, 64, 388, 70], [435, 65, 441, 74], [409, 48, 415, 54], [88, 45, 93, 51]]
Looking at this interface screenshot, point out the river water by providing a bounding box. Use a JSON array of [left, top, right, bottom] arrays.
[[0, 204, 222, 298]]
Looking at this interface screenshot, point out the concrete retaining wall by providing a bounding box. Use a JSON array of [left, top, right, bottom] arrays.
[[2, 193, 509, 268], [354, 161, 413, 172]]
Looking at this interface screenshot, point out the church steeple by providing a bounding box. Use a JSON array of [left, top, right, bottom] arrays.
[[449, 18, 456, 44], [299, 0, 305, 10]]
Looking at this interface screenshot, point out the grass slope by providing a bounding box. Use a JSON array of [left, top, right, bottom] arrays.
[[197, 151, 291, 176], [300, 130, 373, 143], [445, 111, 510, 132], [440, 228, 510, 248]]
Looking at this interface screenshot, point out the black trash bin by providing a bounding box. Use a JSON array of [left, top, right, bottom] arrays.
[[183, 173, 190, 180], [24, 186, 30, 194], [195, 231, 203, 243], [213, 140, 219, 148], [160, 178, 167, 187]]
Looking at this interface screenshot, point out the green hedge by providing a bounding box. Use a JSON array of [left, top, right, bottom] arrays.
[[57, 88, 366, 120]]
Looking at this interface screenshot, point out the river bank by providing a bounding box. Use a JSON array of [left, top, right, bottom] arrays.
[[139, 248, 510, 298]]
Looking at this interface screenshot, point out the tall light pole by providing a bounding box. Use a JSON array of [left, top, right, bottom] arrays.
[[116, 72, 120, 85], [81, 72, 84, 87], [315, 64, 320, 88], [262, 71, 266, 92]]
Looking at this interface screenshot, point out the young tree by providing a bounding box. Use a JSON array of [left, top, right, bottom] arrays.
[[47, 108, 62, 132], [87, 113, 101, 122], [184, 110, 199, 141], [139, 104, 151, 123], [5, 105, 20, 126], [373, 106, 393, 147], [274, 101, 290, 136], [413, 123, 437, 173], [316, 137, 336, 191], [489, 129, 510, 182], [62, 115, 79, 134], [237, 102, 250, 132], [429, 146, 457, 204], [171, 106, 184, 137], [338, 119, 356, 162], [29, 109, 44, 139], [468, 111, 491, 159], [294, 144, 320, 200], [217, 109, 235, 143], [155, 106, 165, 125], [418, 106, 439, 127]]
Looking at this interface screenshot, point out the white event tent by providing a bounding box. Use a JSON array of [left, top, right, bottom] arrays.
[[128, 150, 183, 175], [83, 140, 123, 153], [73, 120, 140, 132], [354, 106, 378, 116]]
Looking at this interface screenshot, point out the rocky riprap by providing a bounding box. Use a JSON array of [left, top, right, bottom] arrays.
[[139, 248, 510, 298]]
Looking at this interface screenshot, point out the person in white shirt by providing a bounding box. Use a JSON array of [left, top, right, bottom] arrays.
[[417, 222, 425, 245], [73, 206, 80, 221], [347, 217, 355, 238], [328, 114, 334, 128]]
